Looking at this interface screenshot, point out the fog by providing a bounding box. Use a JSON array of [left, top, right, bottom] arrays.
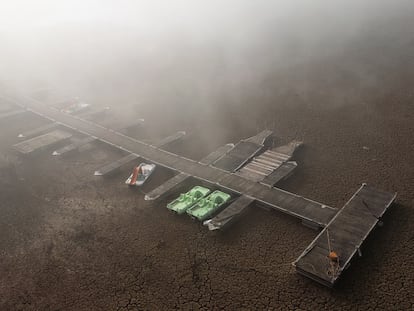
[[1, 0, 414, 130]]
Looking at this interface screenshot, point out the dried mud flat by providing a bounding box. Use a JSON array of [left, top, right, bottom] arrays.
[[1, 53, 414, 310]]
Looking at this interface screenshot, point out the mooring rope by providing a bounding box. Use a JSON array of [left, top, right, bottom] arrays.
[[326, 229, 340, 279]]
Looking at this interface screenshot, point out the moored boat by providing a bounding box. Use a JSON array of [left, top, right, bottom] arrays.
[[167, 186, 211, 214], [186, 190, 231, 221], [125, 163, 156, 186]]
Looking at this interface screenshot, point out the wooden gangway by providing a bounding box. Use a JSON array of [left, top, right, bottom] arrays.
[[11, 94, 337, 228], [204, 195, 255, 231], [293, 184, 397, 287], [52, 136, 96, 156], [144, 173, 189, 200], [154, 131, 186, 148], [94, 154, 138, 176], [18, 122, 57, 138], [13, 130, 72, 154], [199, 143, 234, 165]]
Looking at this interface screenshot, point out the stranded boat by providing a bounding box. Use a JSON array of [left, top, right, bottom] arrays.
[[186, 190, 231, 221], [125, 163, 156, 186], [167, 186, 211, 214]]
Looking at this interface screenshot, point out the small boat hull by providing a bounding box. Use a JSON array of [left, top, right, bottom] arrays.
[[186, 190, 231, 221], [125, 163, 156, 186], [167, 186, 211, 214]]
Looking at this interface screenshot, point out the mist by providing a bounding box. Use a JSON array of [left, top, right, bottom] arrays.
[[1, 0, 414, 129]]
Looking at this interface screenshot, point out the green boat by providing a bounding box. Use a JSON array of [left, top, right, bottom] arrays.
[[167, 186, 211, 214], [186, 190, 231, 221]]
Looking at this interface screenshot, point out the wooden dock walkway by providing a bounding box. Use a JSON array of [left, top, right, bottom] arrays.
[[52, 136, 96, 156], [293, 184, 396, 287], [13, 94, 337, 227], [18, 122, 57, 138], [94, 154, 138, 176], [13, 130, 72, 154], [204, 195, 255, 231]]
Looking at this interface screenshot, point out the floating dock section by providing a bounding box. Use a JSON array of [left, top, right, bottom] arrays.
[[199, 144, 234, 165], [52, 136, 96, 156], [154, 131, 186, 148], [18, 122, 57, 138], [204, 195, 254, 231], [236, 140, 302, 183], [213, 130, 273, 172], [13, 130, 72, 154], [261, 161, 298, 186], [294, 184, 397, 287], [94, 153, 138, 176], [144, 173, 189, 200]]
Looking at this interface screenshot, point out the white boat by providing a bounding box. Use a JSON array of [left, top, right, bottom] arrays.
[[125, 163, 156, 186]]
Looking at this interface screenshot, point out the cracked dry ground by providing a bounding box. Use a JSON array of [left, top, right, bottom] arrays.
[[1, 86, 414, 310]]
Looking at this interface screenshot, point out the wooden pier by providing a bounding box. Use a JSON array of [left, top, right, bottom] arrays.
[[154, 131, 186, 148], [199, 144, 234, 165], [13, 94, 336, 227], [18, 122, 57, 138], [5, 92, 398, 287], [52, 136, 96, 156], [204, 195, 255, 231], [144, 173, 189, 200], [13, 130, 72, 154], [293, 184, 397, 287], [94, 154, 138, 176]]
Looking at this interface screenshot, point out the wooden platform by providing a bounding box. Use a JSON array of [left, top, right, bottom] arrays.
[[261, 161, 298, 186], [52, 136, 96, 156], [235, 140, 301, 182], [199, 144, 234, 165], [212, 130, 273, 172], [213, 141, 265, 172], [154, 131, 186, 148], [94, 154, 138, 176], [144, 173, 189, 200], [9, 94, 337, 228], [204, 195, 254, 231], [13, 130, 72, 154], [18, 122, 57, 138], [293, 184, 397, 287]]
